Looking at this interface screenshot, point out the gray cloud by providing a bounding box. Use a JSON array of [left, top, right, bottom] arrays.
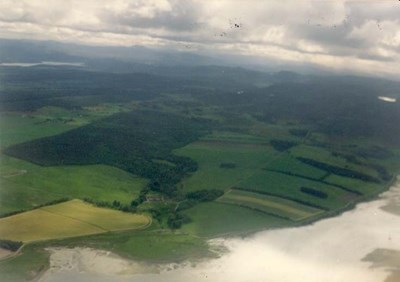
[[102, 0, 203, 31]]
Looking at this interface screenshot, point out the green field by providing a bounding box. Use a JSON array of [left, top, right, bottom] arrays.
[[175, 139, 278, 192], [0, 112, 77, 148], [324, 174, 383, 196], [0, 156, 148, 214], [181, 202, 291, 237], [217, 189, 323, 221], [0, 199, 150, 242]]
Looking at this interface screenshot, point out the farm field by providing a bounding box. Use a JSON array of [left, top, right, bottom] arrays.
[[0, 199, 150, 242], [266, 154, 327, 179], [290, 145, 380, 179], [217, 189, 323, 221], [175, 130, 391, 232], [324, 174, 383, 196], [236, 170, 358, 210]]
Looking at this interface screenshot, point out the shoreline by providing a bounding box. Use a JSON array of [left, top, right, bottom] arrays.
[[38, 178, 400, 282]]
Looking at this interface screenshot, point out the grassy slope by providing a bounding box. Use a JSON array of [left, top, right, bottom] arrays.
[[0, 244, 49, 282], [0, 156, 148, 214], [0, 112, 77, 148]]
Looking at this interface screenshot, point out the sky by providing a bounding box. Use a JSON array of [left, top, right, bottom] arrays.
[[0, 0, 399, 76]]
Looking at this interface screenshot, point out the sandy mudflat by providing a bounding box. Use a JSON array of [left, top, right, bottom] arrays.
[[41, 179, 400, 282], [38, 247, 160, 282]]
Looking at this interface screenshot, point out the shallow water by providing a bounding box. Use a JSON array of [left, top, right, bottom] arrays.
[[40, 180, 400, 282]]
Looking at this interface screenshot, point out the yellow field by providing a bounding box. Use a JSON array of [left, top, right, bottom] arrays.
[[0, 199, 150, 242], [218, 190, 323, 221]]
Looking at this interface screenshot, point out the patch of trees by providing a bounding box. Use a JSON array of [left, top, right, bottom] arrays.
[[144, 190, 224, 229], [300, 187, 328, 199], [331, 152, 362, 165], [220, 162, 236, 169], [147, 205, 191, 229], [186, 189, 224, 202], [289, 129, 309, 138], [175, 199, 198, 212], [270, 140, 298, 152], [83, 197, 137, 213], [296, 157, 381, 183], [167, 212, 191, 229], [0, 240, 23, 252]]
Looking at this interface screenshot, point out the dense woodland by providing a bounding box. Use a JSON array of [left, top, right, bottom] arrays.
[[5, 110, 213, 197]]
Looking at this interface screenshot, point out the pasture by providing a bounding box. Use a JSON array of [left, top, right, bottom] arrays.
[[217, 189, 323, 221], [181, 202, 291, 237], [174, 137, 278, 192], [0, 199, 150, 242]]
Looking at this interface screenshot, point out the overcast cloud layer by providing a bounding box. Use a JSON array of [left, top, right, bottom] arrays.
[[0, 0, 399, 76]]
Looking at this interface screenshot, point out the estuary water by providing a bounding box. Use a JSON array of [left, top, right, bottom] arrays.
[[0, 62, 84, 67], [40, 179, 400, 282]]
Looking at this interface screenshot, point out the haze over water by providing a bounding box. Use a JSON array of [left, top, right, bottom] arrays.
[[41, 179, 400, 282]]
